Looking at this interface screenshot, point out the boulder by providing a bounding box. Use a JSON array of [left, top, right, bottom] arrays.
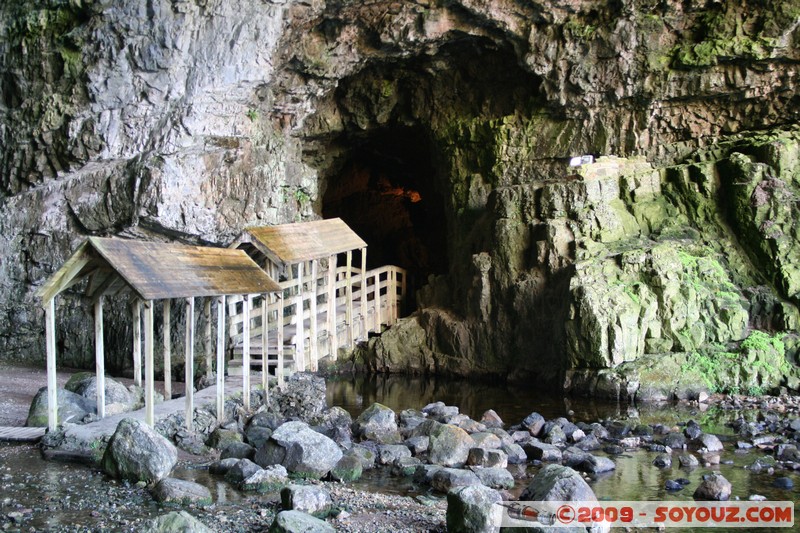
[[471, 432, 503, 450], [502, 442, 528, 464], [405, 435, 429, 454], [270, 373, 327, 421], [330, 455, 363, 482], [206, 428, 243, 450], [26, 387, 93, 427], [472, 466, 515, 489], [392, 456, 422, 477], [268, 510, 334, 533], [578, 455, 616, 474], [245, 426, 273, 449], [678, 453, 699, 468], [281, 484, 332, 518], [220, 442, 256, 460], [519, 464, 597, 502], [694, 473, 732, 501], [255, 421, 342, 479], [209, 457, 240, 476], [414, 464, 444, 485], [467, 448, 508, 468], [422, 401, 459, 420], [480, 409, 504, 429], [352, 403, 401, 444], [522, 412, 546, 436], [151, 478, 212, 505], [146, 511, 213, 533], [431, 467, 482, 492], [428, 424, 476, 467], [65, 374, 136, 416], [698, 434, 724, 452], [447, 484, 503, 533], [241, 464, 288, 492], [377, 444, 412, 465], [225, 458, 262, 484], [346, 444, 377, 470], [523, 441, 563, 462], [653, 454, 672, 468], [102, 418, 177, 484]]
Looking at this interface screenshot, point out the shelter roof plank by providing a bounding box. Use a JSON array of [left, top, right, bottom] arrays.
[[38, 237, 281, 302], [242, 218, 367, 265]]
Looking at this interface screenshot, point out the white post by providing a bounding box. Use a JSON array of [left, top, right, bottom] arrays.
[[216, 295, 226, 423], [276, 292, 284, 387], [132, 300, 142, 387], [45, 298, 58, 432], [261, 293, 268, 402], [185, 297, 195, 430], [94, 297, 105, 419], [400, 269, 406, 315], [295, 262, 305, 372], [144, 300, 155, 426], [374, 271, 381, 331], [242, 294, 251, 411], [163, 299, 171, 400], [360, 247, 367, 340], [327, 254, 338, 361], [310, 260, 318, 371], [204, 298, 212, 380], [345, 250, 353, 347]]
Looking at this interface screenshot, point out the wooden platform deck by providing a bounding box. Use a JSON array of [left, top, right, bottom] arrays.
[[0, 426, 46, 442]]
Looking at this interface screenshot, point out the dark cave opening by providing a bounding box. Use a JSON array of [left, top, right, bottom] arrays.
[[322, 126, 448, 310]]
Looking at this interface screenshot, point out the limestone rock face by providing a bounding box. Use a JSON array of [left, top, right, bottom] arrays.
[[2, 0, 799, 398], [102, 418, 178, 484]]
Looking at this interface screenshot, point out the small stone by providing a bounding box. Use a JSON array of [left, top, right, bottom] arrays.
[[773, 477, 794, 490], [280, 485, 333, 518], [694, 473, 732, 501], [698, 434, 723, 452], [431, 468, 482, 493], [269, 510, 334, 533], [480, 409, 504, 429], [665, 480, 683, 491], [678, 453, 699, 468], [653, 454, 672, 468], [472, 466, 515, 489], [447, 484, 503, 533]]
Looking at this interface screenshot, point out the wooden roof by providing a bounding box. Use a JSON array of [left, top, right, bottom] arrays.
[[38, 237, 281, 302], [238, 218, 367, 266]]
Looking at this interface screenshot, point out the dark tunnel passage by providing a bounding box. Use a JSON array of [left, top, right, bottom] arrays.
[[321, 126, 448, 309]]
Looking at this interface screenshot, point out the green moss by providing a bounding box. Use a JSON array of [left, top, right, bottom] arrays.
[[563, 19, 597, 42]]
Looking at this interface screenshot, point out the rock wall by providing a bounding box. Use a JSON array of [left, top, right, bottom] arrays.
[[1, 1, 799, 397]]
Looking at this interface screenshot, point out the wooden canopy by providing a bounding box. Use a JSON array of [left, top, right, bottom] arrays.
[[235, 218, 367, 267], [38, 237, 282, 303]]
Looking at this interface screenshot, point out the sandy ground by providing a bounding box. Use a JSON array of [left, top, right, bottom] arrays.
[[0, 363, 184, 426]]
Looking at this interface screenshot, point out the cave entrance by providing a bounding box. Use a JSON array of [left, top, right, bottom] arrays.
[[322, 126, 447, 312]]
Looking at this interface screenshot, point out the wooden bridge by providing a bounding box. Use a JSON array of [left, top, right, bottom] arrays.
[[35, 218, 405, 433]]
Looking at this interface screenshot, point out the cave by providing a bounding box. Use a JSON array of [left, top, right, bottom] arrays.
[[309, 37, 545, 312], [321, 126, 448, 308]]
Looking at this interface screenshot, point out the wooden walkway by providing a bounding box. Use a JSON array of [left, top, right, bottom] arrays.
[[0, 426, 46, 442], [226, 264, 406, 376]]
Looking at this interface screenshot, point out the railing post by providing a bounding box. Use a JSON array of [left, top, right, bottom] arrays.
[[184, 297, 195, 430], [204, 298, 212, 380], [45, 298, 58, 432], [360, 247, 367, 341], [144, 300, 155, 426], [94, 296, 105, 419], [242, 294, 250, 410], [216, 295, 226, 423], [327, 254, 337, 361], [132, 300, 142, 387], [374, 271, 381, 331], [310, 260, 319, 371], [277, 292, 284, 386], [295, 262, 305, 372], [163, 299, 171, 401], [345, 250, 353, 347], [261, 293, 268, 403]]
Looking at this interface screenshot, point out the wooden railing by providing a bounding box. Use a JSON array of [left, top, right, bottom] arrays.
[[226, 264, 406, 381]]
